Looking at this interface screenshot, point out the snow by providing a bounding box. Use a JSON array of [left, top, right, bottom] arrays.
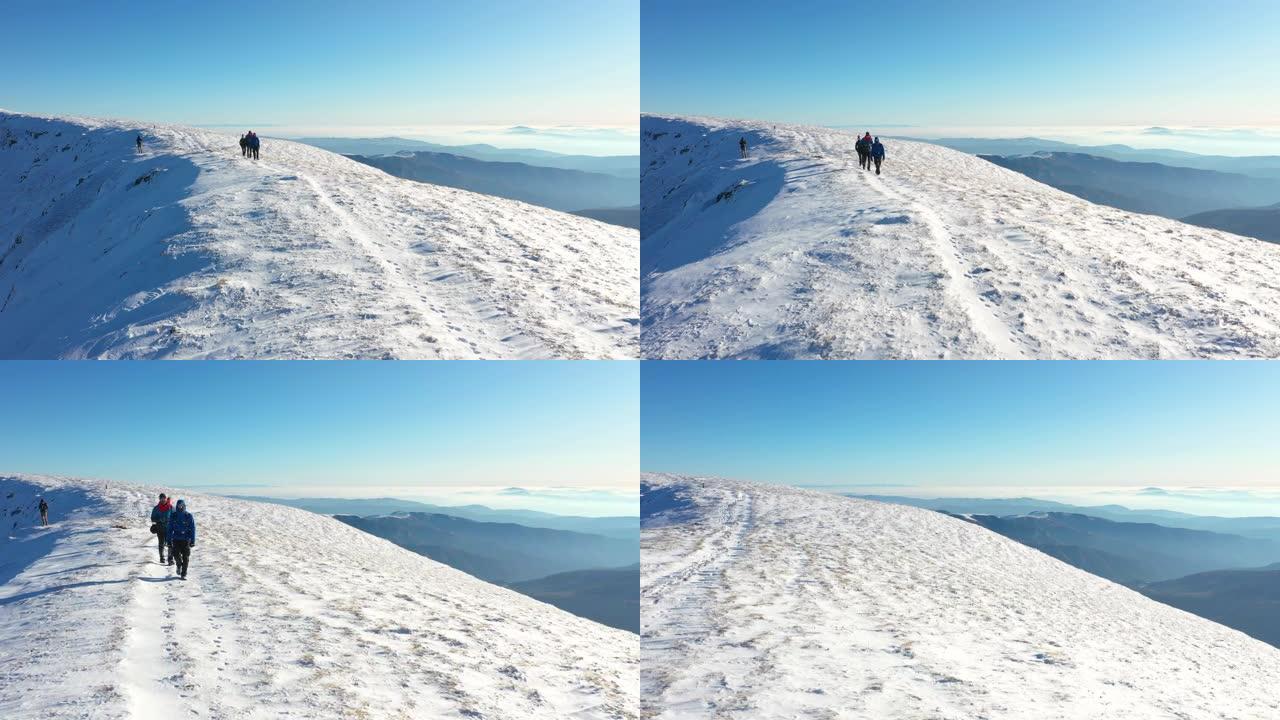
[[641, 115, 1280, 359], [0, 111, 638, 359], [0, 474, 637, 719], [641, 473, 1280, 719]]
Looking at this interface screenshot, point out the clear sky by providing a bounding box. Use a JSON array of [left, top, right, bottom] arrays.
[[0, 0, 638, 135], [642, 361, 1280, 492], [642, 0, 1280, 128], [0, 361, 638, 507]]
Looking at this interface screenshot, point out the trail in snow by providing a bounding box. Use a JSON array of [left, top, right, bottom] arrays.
[[641, 115, 1280, 359], [0, 111, 638, 359], [1, 475, 637, 720], [641, 473, 1280, 720]]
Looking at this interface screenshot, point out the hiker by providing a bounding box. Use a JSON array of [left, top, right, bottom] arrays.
[[167, 499, 196, 580], [248, 131, 260, 160], [38, 497, 48, 526], [871, 136, 886, 175], [739, 137, 747, 159], [855, 135, 869, 170], [135, 134, 143, 153], [239, 134, 248, 157], [150, 493, 174, 565]]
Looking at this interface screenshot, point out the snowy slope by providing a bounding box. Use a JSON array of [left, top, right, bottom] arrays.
[[641, 473, 1280, 719], [0, 111, 638, 359], [0, 474, 637, 719], [641, 115, 1280, 359]]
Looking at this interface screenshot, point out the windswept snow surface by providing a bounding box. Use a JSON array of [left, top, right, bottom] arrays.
[[641, 473, 1280, 719], [641, 115, 1280, 358], [0, 111, 638, 358], [0, 474, 637, 719]]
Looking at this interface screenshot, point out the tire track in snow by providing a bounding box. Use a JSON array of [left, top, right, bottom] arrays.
[[295, 171, 540, 358], [868, 171, 1028, 358], [642, 489, 758, 717]]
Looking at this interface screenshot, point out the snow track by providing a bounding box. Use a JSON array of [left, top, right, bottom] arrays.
[[641, 115, 1280, 359], [0, 111, 638, 359], [641, 473, 1280, 720], [1, 475, 638, 720]]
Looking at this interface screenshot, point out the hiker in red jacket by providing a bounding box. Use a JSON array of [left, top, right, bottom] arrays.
[[150, 493, 174, 564]]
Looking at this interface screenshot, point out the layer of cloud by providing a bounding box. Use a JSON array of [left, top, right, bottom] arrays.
[[193, 482, 638, 517], [208, 123, 639, 156], [862, 124, 1280, 156], [811, 483, 1280, 517]]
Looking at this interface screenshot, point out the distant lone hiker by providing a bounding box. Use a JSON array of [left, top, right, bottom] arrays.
[[239, 134, 249, 158], [38, 497, 48, 526], [150, 493, 174, 565], [167, 499, 196, 580], [871, 136, 886, 175], [135, 134, 143, 153], [739, 136, 747, 159]]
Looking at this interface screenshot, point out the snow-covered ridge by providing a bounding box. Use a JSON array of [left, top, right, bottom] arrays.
[[0, 111, 638, 358], [641, 473, 1280, 719], [1, 474, 637, 719], [641, 115, 1280, 359]]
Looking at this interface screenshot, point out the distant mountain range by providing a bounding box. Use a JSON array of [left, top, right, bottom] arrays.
[[914, 137, 1280, 179], [297, 136, 638, 178], [331, 510, 638, 632], [1182, 202, 1280, 243], [852, 494, 1280, 542], [507, 564, 639, 633], [1140, 563, 1280, 648], [946, 511, 1280, 584], [979, 152, 1280, 220], [347, 151, 637, 217], [332, 512, 635, 583], [862, 493, 1280, 648], [570, 205, 641, 229], [230, 495, 637, 540], [911, 136, 1280, 244]]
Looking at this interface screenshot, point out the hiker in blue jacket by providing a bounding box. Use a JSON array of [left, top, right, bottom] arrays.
[[247, 131, 261, 160], [871, 137, 886, 175], [167, 499, 197, 579], [150, 493, 174, 564]]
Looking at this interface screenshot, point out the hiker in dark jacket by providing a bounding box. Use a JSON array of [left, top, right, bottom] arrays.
[[739, 137, 747, 159], [38, 497, 48, 526], [871, 137, 886, 175], [248, 131, 260, 160], [239, 134, 248, 157], [167, 499, 196, 579], [857, 131, 874, 170], [150, 493, 174, 564], [135, 134, 143, 152]]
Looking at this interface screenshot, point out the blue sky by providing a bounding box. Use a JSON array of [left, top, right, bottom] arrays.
[[642, 361, 1280, 494], [642, 0, 1280, 129], [0, 0, 638, 152], [0, 362, 638, 514]]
